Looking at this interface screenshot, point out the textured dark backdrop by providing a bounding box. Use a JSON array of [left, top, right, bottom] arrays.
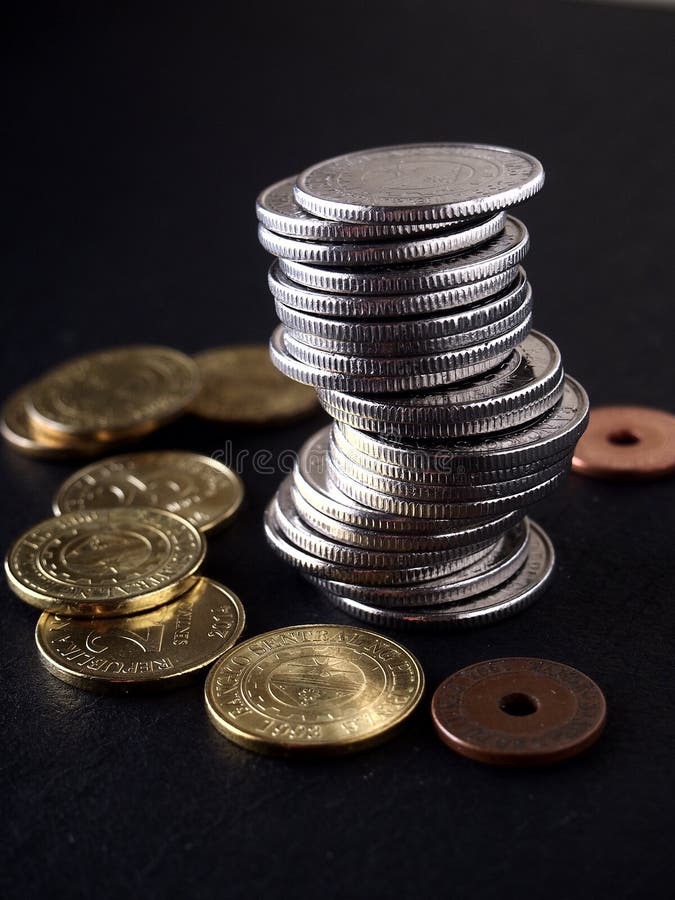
[[2, 2, 674, 898]]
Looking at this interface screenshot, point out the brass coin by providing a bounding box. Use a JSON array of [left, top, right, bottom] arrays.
[[204, 623, 424, 755], [5, 507, 206, 616], [35, 577, 245, 693], [25, 345, 200, 443], [572, 405, 675, 480], [190, 344, 319, 426], [53, 451, 244, 533], [1, 385, 107, 459]]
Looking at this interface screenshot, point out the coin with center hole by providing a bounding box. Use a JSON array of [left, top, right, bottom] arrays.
[[571, 405, 675, 480], [431, 657, 606, 765]]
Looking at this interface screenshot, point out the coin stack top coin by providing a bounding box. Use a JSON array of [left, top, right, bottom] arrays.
[[257, 143, 589, 628]]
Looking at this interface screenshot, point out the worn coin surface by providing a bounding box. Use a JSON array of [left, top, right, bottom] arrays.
[[268, 261, 520, 318], [258, 213, 505, 267], [190, 344, 318, 425], [431, 656, 606, 765], [294, 144, 544, 223], [1, 386, 108, 459], [326, 521, 554, 629], [6, 508, 206, 616], [204, 623, 424, 755], [278, 217, 528, 295], [53, 451, 244, 533], [571, 405, 675, 480], [256, 175, 451, 241], [35, 577, 245, 693], [26, 346, 199, 443]]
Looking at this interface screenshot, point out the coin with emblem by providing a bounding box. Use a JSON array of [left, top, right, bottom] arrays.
[[53, 451, 244, 533], [190, 344, 319, 425], [25, 346, 200, 444], [35, 577, 245, 693], [293, 143, 544, 223], [204, 623, 424, 755], [5, 507, 206, 616]]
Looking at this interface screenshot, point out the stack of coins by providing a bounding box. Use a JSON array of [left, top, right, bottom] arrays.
[[257, 144, 589, 628], [5, 449, 247, 692]]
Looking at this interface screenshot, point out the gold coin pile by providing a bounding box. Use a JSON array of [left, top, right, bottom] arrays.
[[4, 345, 423, 752], [2, 343, 319, 460]]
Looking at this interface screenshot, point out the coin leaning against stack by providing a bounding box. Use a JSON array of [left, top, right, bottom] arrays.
[[257, 143, 590, 628]]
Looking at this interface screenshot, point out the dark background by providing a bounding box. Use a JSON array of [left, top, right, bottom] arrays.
[[2, 2, 674, 898]]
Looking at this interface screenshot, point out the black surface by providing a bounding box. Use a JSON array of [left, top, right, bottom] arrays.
[[2, 2, 674, 898]]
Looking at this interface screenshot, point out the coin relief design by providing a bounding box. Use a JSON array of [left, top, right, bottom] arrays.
[[294, 144, 544, 222], [190, 344, 319, 425], [35, 577, 245, 692], [205, 624, 424, 754], [5, 508, 206, 615], [53, 451, 244, 532], [26, 346, 200, 442]]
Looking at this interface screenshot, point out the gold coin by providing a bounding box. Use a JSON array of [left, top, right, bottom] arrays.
[[35, 577, 245, 693], [5, 507, 206, 616], [204, 623, 424, 755], [52, 450, 244, 533], [1, 385, 106, 459], [26, 345, 200, 443], [190, 344, 319, 426]]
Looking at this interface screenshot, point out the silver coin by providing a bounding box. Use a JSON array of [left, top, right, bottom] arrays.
[[293, 426, 498, 534], [267, 480, 495, 586], [326, 452, 567, 520], [325, 520, 554, 629], [336, 376, 589, 470], [268, 261, 520, 318], [281, 315, 531, 378], [291, 481, 521, 553], [256, 175, 452, 241], [258, 213, 505, 267], [293, 144, 544, 224], [330, 421, 571, 486], [328, 433, 571, 503], [282, 285, 532, 358], [305, 519, 531, 608], [274, 270, 528, 342], [317, 331, 563, 437], [278, 217, 528, 295], [270, 324, 515, 394]]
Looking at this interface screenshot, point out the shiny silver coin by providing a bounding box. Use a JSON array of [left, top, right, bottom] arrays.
[[256, 175, 452, 241], [267, 481, 495, 586], [274, 270, 527, 342], [278, 217, 528, 295], [326, 452, 567, 520], [268, 262, 520, 318], [281, 314, 531, 378], [318, 330, 562, 437], [325, 520, 554, 629], [293, 427, 497, 534], [336, 377, 589, 471], [283, 285, 532, 358], [258, 213, 505, 267], [328, 433, 571, 502], [291, 481, 521, 553], [270, 324, 515, 394], [305, 519, 531, 608], [330, 421, 571, 486], [293, 144, 544, 224]]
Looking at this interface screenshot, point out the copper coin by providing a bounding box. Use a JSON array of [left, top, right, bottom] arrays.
[[572, 405, 675, 480], [431, 657, 606, 766]]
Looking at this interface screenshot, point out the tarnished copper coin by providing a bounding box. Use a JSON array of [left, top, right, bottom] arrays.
[[431, 657, 606, 766], [572, 405, 675, 480]]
